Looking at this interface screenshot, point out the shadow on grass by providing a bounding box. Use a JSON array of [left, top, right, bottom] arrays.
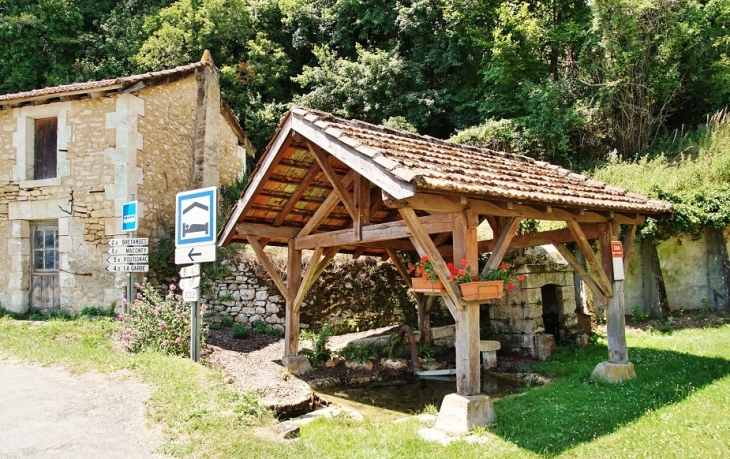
[[491, 343, 730, 456]]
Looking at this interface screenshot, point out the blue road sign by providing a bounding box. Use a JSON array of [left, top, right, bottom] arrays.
[[122, 201, 138, 232], [175, 187, 217, 247]]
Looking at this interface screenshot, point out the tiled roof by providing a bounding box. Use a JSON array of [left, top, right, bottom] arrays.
[[290, 107, 673, 215], [0, 61, 207, 104]]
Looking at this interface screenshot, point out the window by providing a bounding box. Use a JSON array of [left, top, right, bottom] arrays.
[[33, 117, 58, 180]]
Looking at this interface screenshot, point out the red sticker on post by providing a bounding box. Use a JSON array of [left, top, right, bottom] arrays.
[[611, 241, 625, 280]]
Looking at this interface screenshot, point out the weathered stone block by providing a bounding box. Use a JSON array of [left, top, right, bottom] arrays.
[[431, 325, 455, 340], [434, 394, 495, 434], [591, 361, 636, 383], [266, 302, 279, 314], [479, 340, 501, 352], [509, 318, 544, 334], [282, 355, 312, 375], [255, 290, 268, 301], [534, 334, 556, 361], [240, 289, 255, 300]]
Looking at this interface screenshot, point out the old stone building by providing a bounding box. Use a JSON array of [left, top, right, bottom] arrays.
[[0, 52, 254, 313]]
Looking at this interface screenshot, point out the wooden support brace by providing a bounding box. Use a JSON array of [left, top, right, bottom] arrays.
[[312, 246, 340, 280], [354, 174, 371, 241], [399, 207, 463, 313], [307, 142, 358, 221], [555, 243, 608, 307], [566, 221, 613, 298], [247, 235, 290, 303], [623, 225, 637, 266], [298, 170, 357, 238], [482, 216, 521, 274], [293, 246, 324, 313]]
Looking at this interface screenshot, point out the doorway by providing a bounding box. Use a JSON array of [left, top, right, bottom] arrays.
[[541, 284, 560, 343], [30, 223, 60, 309]]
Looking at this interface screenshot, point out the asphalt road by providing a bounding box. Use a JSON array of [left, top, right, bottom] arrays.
[[0, 361, 166, 459]]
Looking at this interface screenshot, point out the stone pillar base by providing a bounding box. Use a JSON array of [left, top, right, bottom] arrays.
[[591, 361, 636, 383], [282, 355, 312, 375], [434, 393, 495, 434]]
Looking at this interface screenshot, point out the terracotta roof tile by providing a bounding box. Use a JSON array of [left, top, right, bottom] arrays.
[[291, 107, 673, 215], [0, 61, 207, 104]]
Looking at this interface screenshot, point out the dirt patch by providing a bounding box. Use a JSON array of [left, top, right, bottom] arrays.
[[622, 309, 730, 334]]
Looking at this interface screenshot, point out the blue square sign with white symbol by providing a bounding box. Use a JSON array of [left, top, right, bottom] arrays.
[[175, 187, 217, 247], [122, 201, 138, 232]]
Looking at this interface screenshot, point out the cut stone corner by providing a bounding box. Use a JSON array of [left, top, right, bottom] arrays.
[[590, 361, 636, 383], [282, 354, 312, 375], [434, 393, 496, 434]]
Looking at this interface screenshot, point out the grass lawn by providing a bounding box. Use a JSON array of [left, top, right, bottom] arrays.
[[1, 316, 729, 458]]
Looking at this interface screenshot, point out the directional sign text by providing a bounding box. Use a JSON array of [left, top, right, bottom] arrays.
[[179, 276, 201, 290], [105, 264, 149, 273], [107, 255, 149, 264], [182, 289, 200, 302], [179, 264, 201, 278], [108, 238, 149, 246], [106, 246, 149, 255]]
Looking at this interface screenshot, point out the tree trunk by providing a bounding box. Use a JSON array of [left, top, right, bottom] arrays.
[[643, 238, 671, 317]]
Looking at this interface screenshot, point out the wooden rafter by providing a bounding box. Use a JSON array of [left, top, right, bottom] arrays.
[[273, 163, 321, 227], [298, 170, 357, 238], [354, 174, 371, 241], [307, 142, 358, 221], [247, 235, 290, 303], [566, 221, 613, 298], [385, 248, 414, 290]]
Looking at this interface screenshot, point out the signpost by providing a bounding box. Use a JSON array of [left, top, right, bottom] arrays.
[[122, 201, 138, 232], [175, 187, 218, 362], [611, 241, 625, 281]]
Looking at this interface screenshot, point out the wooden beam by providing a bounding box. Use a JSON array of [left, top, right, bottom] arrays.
[[312, 246, 340, 280], [351, 247, 367, 259], [399, 207, 464, 312], [354, 174, 371, 241], [285, 240, 302, 356], [219, 119, 293, 245], [295, 213, 454, 250], [272, 163, 321, 227], [385, 248, 414, 290], [234, 223, 299, 240], [246, 236, 290, 303], [383, 192, 465, 214], [307, 142, 358, 221], [566, 221, 613, 298], [298, 170, 357, 238], [482, 217, 521, 274], [555, 244, 608, 307], [293, 246, 324, 313]]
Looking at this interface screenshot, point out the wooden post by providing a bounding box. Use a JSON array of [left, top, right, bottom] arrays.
[[285, 240, 302, 356], [418, 296, 434, 345], [600, 223, 629, 364], [452, 212, 481, 396]]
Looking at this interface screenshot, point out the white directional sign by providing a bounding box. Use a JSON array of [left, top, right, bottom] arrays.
[[107, 255, 149, 264], [122, 200, 138, 232], [105, 264, 149, 273], [182, 289, 200, 302], [175, 245, 216, 264], [179, 276, 201, 290], [175, 187, 217, 249], [106, 246, 148, 255], [108, 238, 149, 246], [179, 264, 201, 278]]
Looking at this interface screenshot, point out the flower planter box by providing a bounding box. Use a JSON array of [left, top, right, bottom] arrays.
[[459, 280, 504, 301], [411, 277, 446, 294]]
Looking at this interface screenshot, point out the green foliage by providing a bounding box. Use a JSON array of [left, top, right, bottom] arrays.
[[118, 282, 204, 355], [219, 172, 249, 225], [203, 261, 232, 280], [416, 341, 434, 360], [79, 306, 116, 317], [386, 332, 404, 360], [220, 316, 234, 328], [339, 342, 377, 364], [231, 322, 251, 339], [299, 322, 334, 366], [149, 234, 177, 279]]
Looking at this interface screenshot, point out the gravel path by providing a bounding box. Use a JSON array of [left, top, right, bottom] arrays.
[[0, 359, 166, 459]]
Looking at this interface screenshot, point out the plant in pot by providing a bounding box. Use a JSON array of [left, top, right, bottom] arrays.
[[408, 256, 446, 293], [449, 260, 525, 301]]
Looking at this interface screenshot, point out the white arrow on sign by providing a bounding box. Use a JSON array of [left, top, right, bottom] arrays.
[[175, 245, 216, 264], [179, 264, 201, 278], [106, 246, 148, 255], [182, 289, 200, 302], [108, 238, 149, 247], [179, 276, 201, 290], [105, 264, 149, 273], [107, 255, 149, 264]]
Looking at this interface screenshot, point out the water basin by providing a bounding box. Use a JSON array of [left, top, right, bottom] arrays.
[[316, 372, 524, 420]]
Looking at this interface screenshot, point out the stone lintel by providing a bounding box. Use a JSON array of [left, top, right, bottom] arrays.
[[591, 361, 636, 383], [434, 393, 495, 434]]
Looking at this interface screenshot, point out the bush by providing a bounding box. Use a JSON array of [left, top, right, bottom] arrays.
[[231, 323, 251, 339], [118, 281, 204, 356], [300, 322, 333, 366]]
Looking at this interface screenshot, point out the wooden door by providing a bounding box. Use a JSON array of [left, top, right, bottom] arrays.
[[30, 224, 60, 310]]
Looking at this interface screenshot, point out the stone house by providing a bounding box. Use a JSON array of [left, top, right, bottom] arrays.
[[0, 52, 254, 313]]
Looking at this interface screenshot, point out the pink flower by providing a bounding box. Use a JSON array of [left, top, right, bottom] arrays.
[[134, 283, 141, 289], [104, 333, 110, 339], [169, 284, 176, 291], [175, 337, 181, 344], [136, 293, 142, 299], [162, 340, 169, 346], [158, 321, 167, 330], [155, 307, 161, 313], [142, 277, 148, 282], [121, 298, 127, 305]]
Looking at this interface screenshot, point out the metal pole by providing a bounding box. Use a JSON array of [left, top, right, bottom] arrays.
[[125, 193, 135, 314], [191, 299, 200, 362]]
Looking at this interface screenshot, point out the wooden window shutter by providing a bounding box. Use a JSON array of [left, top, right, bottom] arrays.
[[34, 117, 58, 180]]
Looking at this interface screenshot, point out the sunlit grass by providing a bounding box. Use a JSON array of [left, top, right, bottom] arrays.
[[1, 317, 729, 458]]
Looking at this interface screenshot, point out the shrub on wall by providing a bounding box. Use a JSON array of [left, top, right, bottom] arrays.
[[119, 281, 204, 355]]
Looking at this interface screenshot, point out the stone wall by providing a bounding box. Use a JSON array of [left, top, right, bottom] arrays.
[[202, 250, 416, 332], [0, 70, 245, 313]]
